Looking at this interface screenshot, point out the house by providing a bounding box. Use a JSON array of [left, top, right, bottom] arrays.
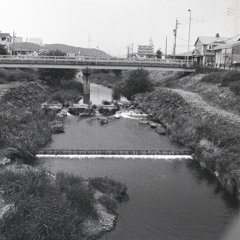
[[193, 33, 235, 66], [14, 49, 38, 56], [0, 33, 12, 54], [212, 44, 233, 68]]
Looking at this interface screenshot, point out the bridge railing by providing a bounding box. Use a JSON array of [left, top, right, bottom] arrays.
[[0, 55, 192, 67]]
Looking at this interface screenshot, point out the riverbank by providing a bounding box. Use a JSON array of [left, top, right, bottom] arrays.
[[135, 71, 240, 199], [0, 78, 128, 239], [0, 165, 128, 240]]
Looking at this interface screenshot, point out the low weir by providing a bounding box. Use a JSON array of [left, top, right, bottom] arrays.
[[37, 149, 193, 155]]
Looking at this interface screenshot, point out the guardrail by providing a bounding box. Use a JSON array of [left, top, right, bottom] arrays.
[[37, 149, 193, 155], [0, 55, 192, 67]]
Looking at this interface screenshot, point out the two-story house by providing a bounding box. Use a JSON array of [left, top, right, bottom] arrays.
[[0, 33, 12, 54], [193, 33, 235, 66]]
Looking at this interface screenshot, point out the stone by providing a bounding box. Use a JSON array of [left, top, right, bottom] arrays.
[[50, 123, 64, 133], [150, 123, 159, 128], [0, 157, 11, 166], [68, 104, 89, 115], [155, 125, 166, 135]]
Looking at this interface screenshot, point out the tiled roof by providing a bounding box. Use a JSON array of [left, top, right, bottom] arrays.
[[194, 36, 235, 46], [0, 33, 11, 38]]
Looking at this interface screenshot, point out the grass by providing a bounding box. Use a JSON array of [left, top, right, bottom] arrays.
[[201, 70, 240, 95], [0, 169, 128, 240]]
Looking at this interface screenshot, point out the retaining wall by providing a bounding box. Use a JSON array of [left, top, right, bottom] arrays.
[[38, 149, 192, 155]]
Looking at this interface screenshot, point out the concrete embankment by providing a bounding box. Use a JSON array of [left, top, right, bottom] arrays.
[[136, 73, 240, 199], [38, 149, 193, 155]]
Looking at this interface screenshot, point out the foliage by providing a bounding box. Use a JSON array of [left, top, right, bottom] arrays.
[[156, 49, 162, 59], [0, 82, 54, 160], [229, 81, 240, 95], [119, 68, 153, 100], [0, 170, 127, 240], [200, 72, 223, 83], [112, 69, 122, 77], [38, 50, 78, 85], [200, 70, 240, 96], [220, 70, 240, 86], [60, 79, 83, 92], [48, 89, 82, 104], [0, 68, 36, 82], [0, 44, 8, 55]]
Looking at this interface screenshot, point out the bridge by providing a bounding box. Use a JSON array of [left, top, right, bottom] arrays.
[[0, 55, 195, 72], [0, 55, 195, 104]]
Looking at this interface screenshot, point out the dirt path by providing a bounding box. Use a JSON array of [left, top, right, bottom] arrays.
[[170, 88, 240, 124]]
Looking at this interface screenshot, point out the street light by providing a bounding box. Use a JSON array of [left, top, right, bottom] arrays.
[[187, 9, 191, 66]]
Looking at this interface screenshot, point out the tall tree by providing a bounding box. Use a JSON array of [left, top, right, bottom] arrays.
[[38, 50, 78, 85]]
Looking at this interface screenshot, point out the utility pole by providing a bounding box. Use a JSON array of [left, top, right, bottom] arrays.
[[165, 36, 167, 59], [187, 9, 191, 66], [173, 18, 179, 58], [12, 30, 16, 55]]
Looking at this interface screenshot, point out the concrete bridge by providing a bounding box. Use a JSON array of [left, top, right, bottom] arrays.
[[0, 55, 195, 72], [37, 149, 193, 155], [0, 55, 195, 104]]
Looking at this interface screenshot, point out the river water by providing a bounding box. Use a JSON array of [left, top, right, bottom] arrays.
[[36, 83, 239, 240]]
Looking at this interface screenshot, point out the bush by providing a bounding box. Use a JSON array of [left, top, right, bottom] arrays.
[[200, 72, 223, 83], [48, 89, 82, 103], [220, 70, 240, 87], [120, 68, 153, 100], [60, 80, 83, 92], [229, 81, 240, 95], [0, 170, 128, 240]]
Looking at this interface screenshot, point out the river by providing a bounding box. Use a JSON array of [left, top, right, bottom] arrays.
[[35, 83, 239, 240]]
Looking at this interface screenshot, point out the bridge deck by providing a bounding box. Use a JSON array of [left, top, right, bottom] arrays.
[[0, 55, 195, 72]]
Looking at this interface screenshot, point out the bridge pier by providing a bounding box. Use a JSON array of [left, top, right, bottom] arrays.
[[82, 68, 91, 104]]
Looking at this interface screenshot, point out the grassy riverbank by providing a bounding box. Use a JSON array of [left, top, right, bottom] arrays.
[[135, 70, 240, 199], [0, 78, 83, 161], [0, 73, 128, 239], [0, 166, 127, 239]]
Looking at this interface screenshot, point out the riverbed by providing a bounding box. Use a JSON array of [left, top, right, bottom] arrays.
[[36, 83, 239, 240]]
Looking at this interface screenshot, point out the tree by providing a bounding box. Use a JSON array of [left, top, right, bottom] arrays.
[[120, 68, 153, 100], [156, 49, 162, 59], [0, 45, 8, 55], [38, 50, 78, 85]]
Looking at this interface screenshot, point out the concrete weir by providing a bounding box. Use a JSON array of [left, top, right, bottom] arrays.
[[37, 149, 193, 155]]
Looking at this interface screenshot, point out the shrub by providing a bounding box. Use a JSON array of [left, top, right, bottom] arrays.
[[48, 89, 82, 103], [200, 72, 223, 83], [229, 81, 240, 95], [60, 80, 83, 92], [220, 70, 240, 87], [0, 170, 128, 239], [121, 68, 153, 100]]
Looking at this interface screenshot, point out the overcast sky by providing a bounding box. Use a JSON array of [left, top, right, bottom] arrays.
[[1, 0, 240, 56]]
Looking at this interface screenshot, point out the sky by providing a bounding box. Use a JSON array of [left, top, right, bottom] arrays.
[[1, 0, 240, 56]]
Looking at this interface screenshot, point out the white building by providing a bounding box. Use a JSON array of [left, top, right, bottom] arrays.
[[28, 37, 43, 46]]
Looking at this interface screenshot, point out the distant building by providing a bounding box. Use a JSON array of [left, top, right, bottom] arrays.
[[137, 44, 155, 58], [15, 37, 23, 43], [14, 49, 38, 56], [0, 32, 12, 54], [28, 37, 43, 46]]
